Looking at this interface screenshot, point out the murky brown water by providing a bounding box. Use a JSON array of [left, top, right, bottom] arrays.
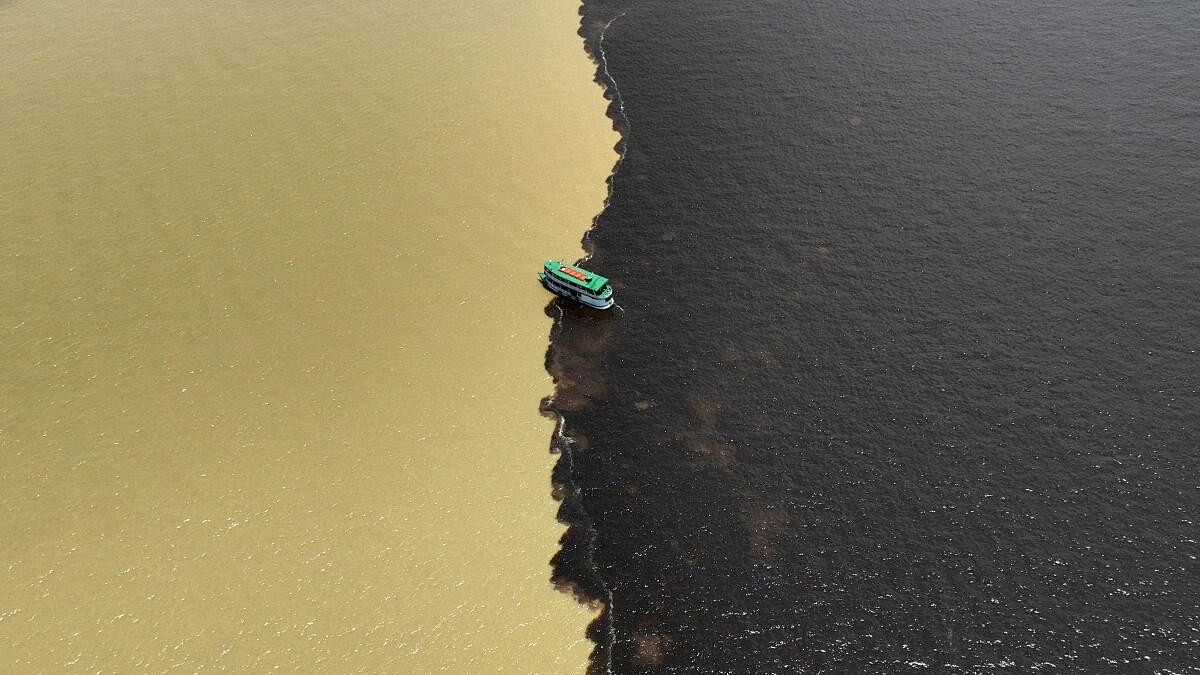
[[0, 0, 615, 671]]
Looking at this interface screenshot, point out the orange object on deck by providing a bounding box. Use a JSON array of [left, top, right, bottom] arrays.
[[560, 266, 589, 281]]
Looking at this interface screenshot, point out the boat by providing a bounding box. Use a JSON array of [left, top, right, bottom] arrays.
[[539, 259, 614, 310]]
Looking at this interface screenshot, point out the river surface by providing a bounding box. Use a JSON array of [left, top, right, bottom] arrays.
[[553, 1, 1200, 672], [0, 1, 615, 672]]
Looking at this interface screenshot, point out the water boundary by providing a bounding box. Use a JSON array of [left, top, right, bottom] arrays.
[[540, 6, 631, 675]]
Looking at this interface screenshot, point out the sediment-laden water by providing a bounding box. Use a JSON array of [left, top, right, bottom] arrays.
[[0, 1, 614, 671], [551, 1, 1200, 672]]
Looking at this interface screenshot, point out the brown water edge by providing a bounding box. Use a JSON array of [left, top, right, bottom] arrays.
[[543, 304, 621, 674], [0, 0, 616, 672], [543, 8, 633, 674]]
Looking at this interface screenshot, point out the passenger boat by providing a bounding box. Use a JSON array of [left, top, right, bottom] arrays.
[[539, 259, 614, 310]]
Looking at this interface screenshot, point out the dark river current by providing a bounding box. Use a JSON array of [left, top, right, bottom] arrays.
[[548, 1, 1200, 672]]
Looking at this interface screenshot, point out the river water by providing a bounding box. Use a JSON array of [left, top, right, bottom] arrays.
[[553, 1, 1200, 672], [0, 1, 614, 671]]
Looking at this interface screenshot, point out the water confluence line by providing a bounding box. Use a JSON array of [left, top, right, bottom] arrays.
[[581, 13, 627, 675], [545, 12, 629, 674], [580, 11, 629, 269]]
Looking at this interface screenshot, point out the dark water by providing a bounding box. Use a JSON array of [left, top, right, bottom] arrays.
[[549, 1, 1200, 673]]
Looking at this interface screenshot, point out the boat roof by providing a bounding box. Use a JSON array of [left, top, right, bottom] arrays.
[[544, 259, 609, 292]]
